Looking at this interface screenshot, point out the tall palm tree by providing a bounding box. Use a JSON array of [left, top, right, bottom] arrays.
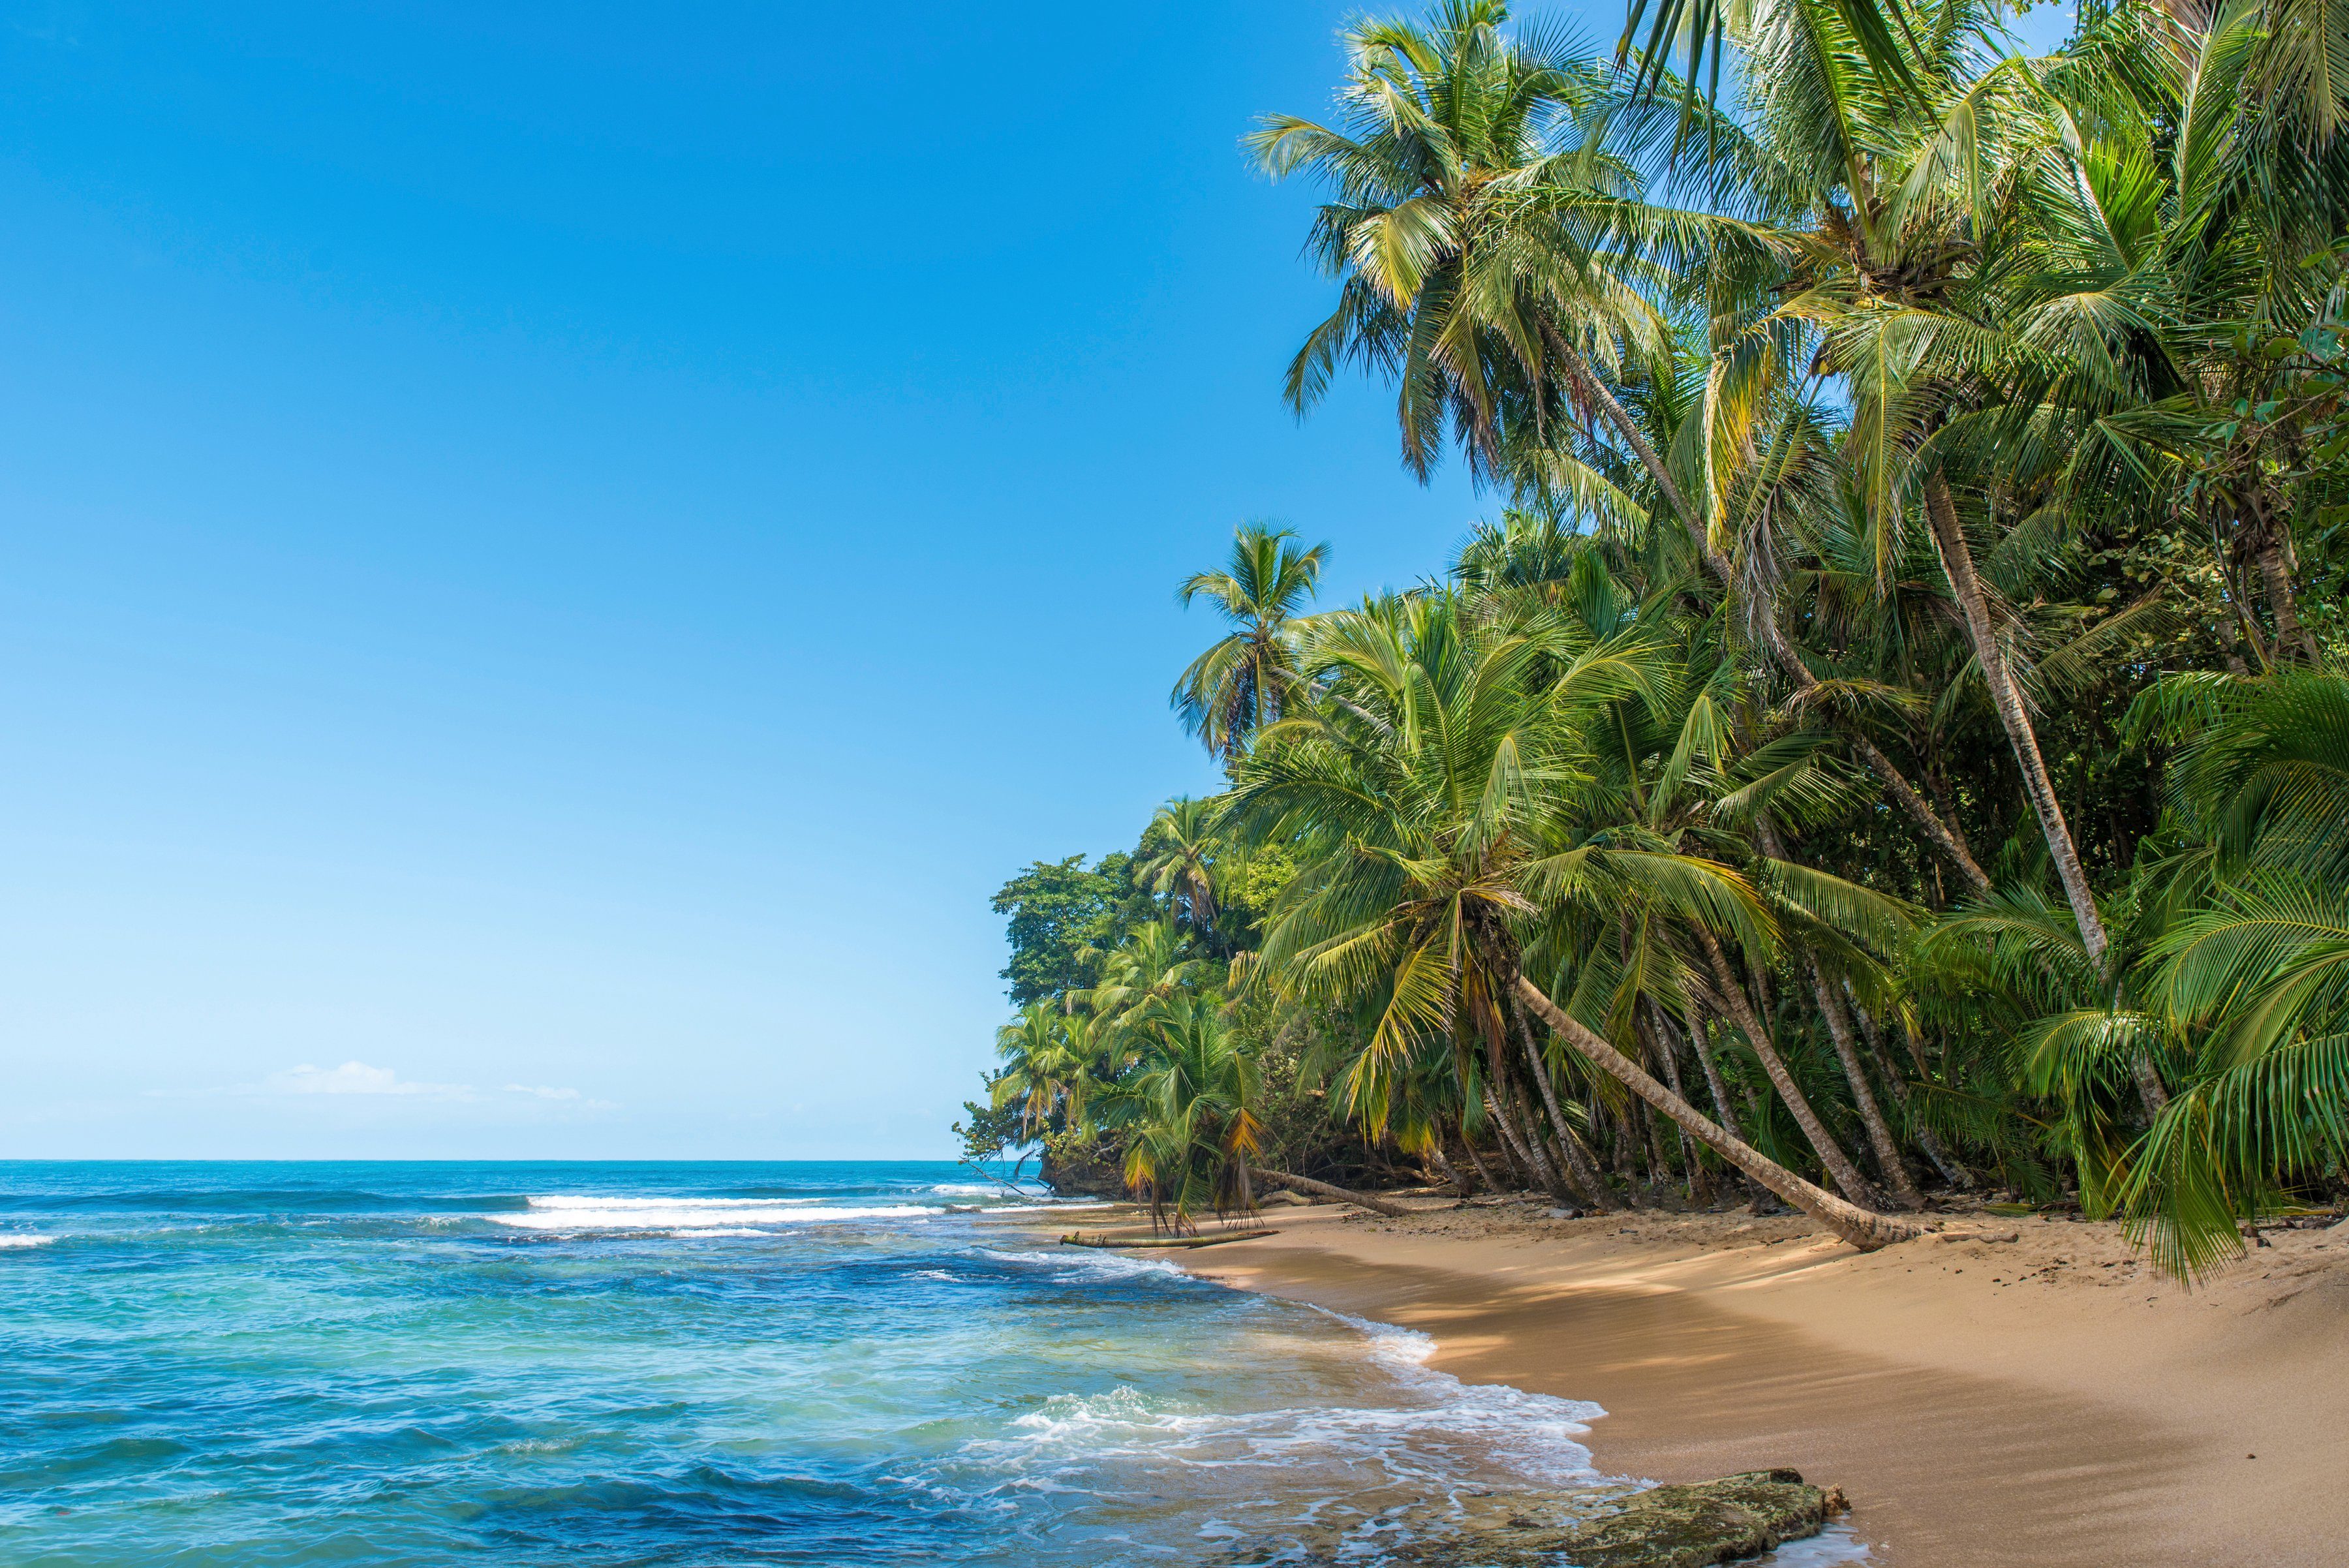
[[1067, 918, 1210, 1039], [1259, 0, 1995, 896], [1171, 524, 1329, 762], [1250, 0, 1670, 487]]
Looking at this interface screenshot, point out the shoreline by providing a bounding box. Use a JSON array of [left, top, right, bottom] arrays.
[[1130, 1200, 2349, 1567]]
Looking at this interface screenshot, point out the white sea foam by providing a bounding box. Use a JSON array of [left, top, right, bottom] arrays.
[[662, 1227, 771, 1238], [1757, 1524, 1877, 1564], [525, 1195, 824, 1211], [977, 1246, 1190, 1283], [0, 1235, 56, 1250], [494, 1198, 940, 1232]]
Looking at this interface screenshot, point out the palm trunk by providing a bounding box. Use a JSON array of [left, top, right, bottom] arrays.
[[1922, 475, 2107, 956], [1515, 1008, 1620, 1209], [1851, 992, 1973, 1190], [1511, 975, 1918, 1250], [1248, 1167, 1409, 1218], [1688, 998, 1770, 1207], [1644, 1003, 1704, 1198], [1693, 924, 1882, 1207], [1747, 815, 1923, 1209], [1422, 1141, 1467, 1198], [2252, 524, 2320, 666], [1481, 1087, 1533, 1189], [1922, 474, 2171, 1116], [1807, 959, 1924, 1209], [1490, 1083, 1571, 1202], [1458, 1128, 1498, 1194], [1555, 345, 1989, 895]]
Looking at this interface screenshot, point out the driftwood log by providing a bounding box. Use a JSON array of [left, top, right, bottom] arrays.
[[1246, 1167, 1411, 1218]]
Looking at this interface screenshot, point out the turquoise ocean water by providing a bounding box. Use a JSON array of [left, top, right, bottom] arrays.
[[0, 1162, 1865, 1565]]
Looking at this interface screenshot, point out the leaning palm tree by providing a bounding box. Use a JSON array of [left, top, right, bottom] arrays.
[[1251, 1, 1693, 499], [1171, 524, 1329, 762], [1225, 589, 1920, 1248]]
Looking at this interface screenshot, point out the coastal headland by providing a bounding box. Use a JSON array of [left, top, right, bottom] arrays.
[[1134, 1200, 2349, 1567]]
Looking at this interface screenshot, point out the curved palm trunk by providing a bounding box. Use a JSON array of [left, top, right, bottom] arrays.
[[1920, 474, 2171, 1116], [1693, 925, 1883, 1208], [1424, 1140, 1470, 1199], [1686, 997, 1770, 1208], [1511, 975, 1918, 1251], [1807, 959, 1923, 1210], [1644, 1002, 1710, 1201], [1454, 1127, 1497, 1195], [1852, 992, 1973, 1190], [1248, 1167, 1409, 1218], [1515, 1009, 1621, 1209], [1922, 476, 2106, 955], [1480, 1087, 1533, 1188], [1559, 349, 1991, 895], [1487, 1083, 1571, 1202], [1749, 814, 1925, 1211]]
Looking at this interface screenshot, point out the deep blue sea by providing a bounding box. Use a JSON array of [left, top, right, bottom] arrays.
[[0, 1162, 1865, 1565]]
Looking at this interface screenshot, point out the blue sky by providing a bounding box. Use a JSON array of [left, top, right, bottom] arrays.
[[0, 2, 2070, 1159], [0, 1, 1505, 1158]]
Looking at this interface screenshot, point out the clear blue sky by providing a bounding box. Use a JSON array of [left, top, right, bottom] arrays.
[[0, 2, 2069, 1159], [0, 1, 1507, 1158]]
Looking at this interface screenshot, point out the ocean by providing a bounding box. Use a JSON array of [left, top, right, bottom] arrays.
[[0, 1161, 1866, 1565]]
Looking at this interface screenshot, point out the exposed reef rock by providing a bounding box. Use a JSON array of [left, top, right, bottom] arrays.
[[1227, 1469, 1843, 1567]]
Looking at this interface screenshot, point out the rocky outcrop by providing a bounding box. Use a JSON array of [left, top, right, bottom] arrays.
[[1225, 1469, 1843, 1567], [1393, 1470, 1842, 1568]]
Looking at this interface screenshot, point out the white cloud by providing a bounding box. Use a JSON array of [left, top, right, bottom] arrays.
[[503, 1083, 579, 1100], [271, 1061, 475, 1099]]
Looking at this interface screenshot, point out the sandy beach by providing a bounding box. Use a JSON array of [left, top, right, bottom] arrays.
[[1158, 1199, 2349, 1566]]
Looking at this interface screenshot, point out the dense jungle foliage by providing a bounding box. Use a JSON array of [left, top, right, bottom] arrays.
[[957, 0, 2349, 1278]]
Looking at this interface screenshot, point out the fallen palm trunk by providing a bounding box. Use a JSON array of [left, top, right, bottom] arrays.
[[1059, 1229, 1276, 1250], [1246, 1167, 1410, 1218]]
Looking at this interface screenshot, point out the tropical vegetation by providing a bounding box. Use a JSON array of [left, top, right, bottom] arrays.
[[959, 0, 2349, 1279]]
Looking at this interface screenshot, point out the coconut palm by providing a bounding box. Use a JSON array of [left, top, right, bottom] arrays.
[[1225, 588, 1920, 1247], [992, 1003, 1108, 1139], [1067, 918, 1211, 1039], [1171, 524, 1328, 763], [1259, 0, 1995, 896], [1100, 995, 1268, 1231], [1135, 797, 1225, 934]]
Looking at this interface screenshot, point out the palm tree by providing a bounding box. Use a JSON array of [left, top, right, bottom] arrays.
[[1250, 0, 1671, 486], [1225, 588, 1920, 1248], [1100, 995, 1268, 1231], [992, 1003, 1107, 1140], [1135, 797, 1223, 933], [1258, 0, 1995, 897], [1171, 524, 1328, 763], [1067, 918, 1210, 1040]]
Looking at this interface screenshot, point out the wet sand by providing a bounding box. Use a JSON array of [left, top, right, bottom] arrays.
[[1170, 1201, 2349, 1565]]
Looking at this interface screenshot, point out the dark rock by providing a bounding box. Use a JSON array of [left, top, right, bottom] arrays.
[[1215, 1471, 1841, 1567], [1376, 1469, 1837, 1568]]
